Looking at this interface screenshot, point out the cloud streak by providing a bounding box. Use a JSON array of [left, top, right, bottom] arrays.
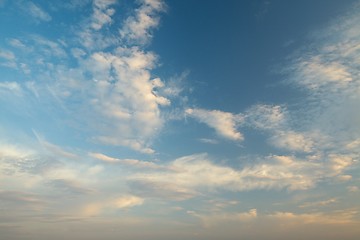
[[186, 108, 244, 141], [26, 2, 52, 22]]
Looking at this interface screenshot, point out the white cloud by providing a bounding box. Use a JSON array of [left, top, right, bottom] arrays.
[[285, 6, 360, 153], [0, 49, 15, 60], [33, 132, 78, 160], [120, 0, 165, 44], [26, 2, 52, 22], [0, 82, 22, 95], [0, 141, 103, 198], [30, 35, 67, 58], [189, 208, 257, 228], [91, 0, 116, 30], [266, 209, 358, 225], [245, 104, 287, 131], [0, 48, 17, 68], [114, 195, 144, 209], [299, 198, 338, 208], [128, 154, 323, 200], [128, 179, 197, 201], [81, 195, 144, 217], [198, 138, 219, 144], [270, 131, 314, 152], [87, 165, 104, 175], [71, 48, 86, 58], [61, 41, 170, 153], [184, 209, 360, 240], [234, 5, 360, 163], [2, 1, 170, 154], [337, 175, 352, 182], [186, 108, 244, 141], [128, 151, 359, 201], [89, 152, 164, 169], [296, 56, 352, 89], [328, 154, 354, 175], [70, 46, 169, 153], [0, 144, 33, 159], [244, 105, 318, 153]]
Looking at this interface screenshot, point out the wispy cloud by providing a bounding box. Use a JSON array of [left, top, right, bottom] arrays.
[[89, 152, 166, 170], [198, 138, 219, 144], [299, 198, 338, 208], [347, 186, 359, 193], [0, 1, 359, 237], [114, 195, 144, 209], [1, 0, 169, 154], [25, 1, 52, 22], [128, 153, 351, 200], [81, 195, 144, 217], [266, 209, 359, 225], [91, 0, 116, 30], [245, 104, 287, 131], [188, 208, 257, 228], [186, 108, 244, 141], [0, 81, 22, 95], [120, 0, 166, 44], [0, 48, 16, 68]]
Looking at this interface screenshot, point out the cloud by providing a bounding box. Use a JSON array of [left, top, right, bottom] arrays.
[[329, 154, 354, 175], [82, 202, 103, 216], [128, 179, 197, 201], [81, 195, 144, 217], [71, 38, 169, 153], [186, 208, 360, 240], [0, 82, 22, 95], [266, 209, 358, 225], [127, 149, 359, 201], [0, 49, 16, 68], [299, 198, 338, 208], [33, 131, 79, 160], [0, 141, 102, 200], [284, 5, 360, 149], [30, 35, 67, 58], [91, 0, 116, 30], [188, 208, 257, 228], [243, 105, 316, 153], [47, 179, 95, 195], [114, 195, 144, 209], [0, 49, 15, 60], [128, 154, 324, 200], [0, 143, 34, 159], [269, 131, 314, 152], [120, 0, 165, 44], [0, 190, 43, 205], [294, 56, 353, 90], [26, 2, 52, 22], [245, 104, 287, 131], [186, 108, 244, 141], [347, 186, 359, 193], [89, 152, 165, 170], [198, 138, 219, 144], [337, 174, 353, 182], [0, 0, 170, 154]]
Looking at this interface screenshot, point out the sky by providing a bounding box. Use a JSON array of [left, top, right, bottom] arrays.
[[0, 0, 359, 239]]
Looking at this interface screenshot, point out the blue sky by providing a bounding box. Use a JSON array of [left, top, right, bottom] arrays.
[[0, 0, 359, 239]]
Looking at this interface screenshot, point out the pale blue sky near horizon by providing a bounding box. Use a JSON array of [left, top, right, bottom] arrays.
[[0, 0, 359, 239]]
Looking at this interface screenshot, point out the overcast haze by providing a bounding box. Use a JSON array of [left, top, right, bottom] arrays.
[[0, 0, 359, 239]]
